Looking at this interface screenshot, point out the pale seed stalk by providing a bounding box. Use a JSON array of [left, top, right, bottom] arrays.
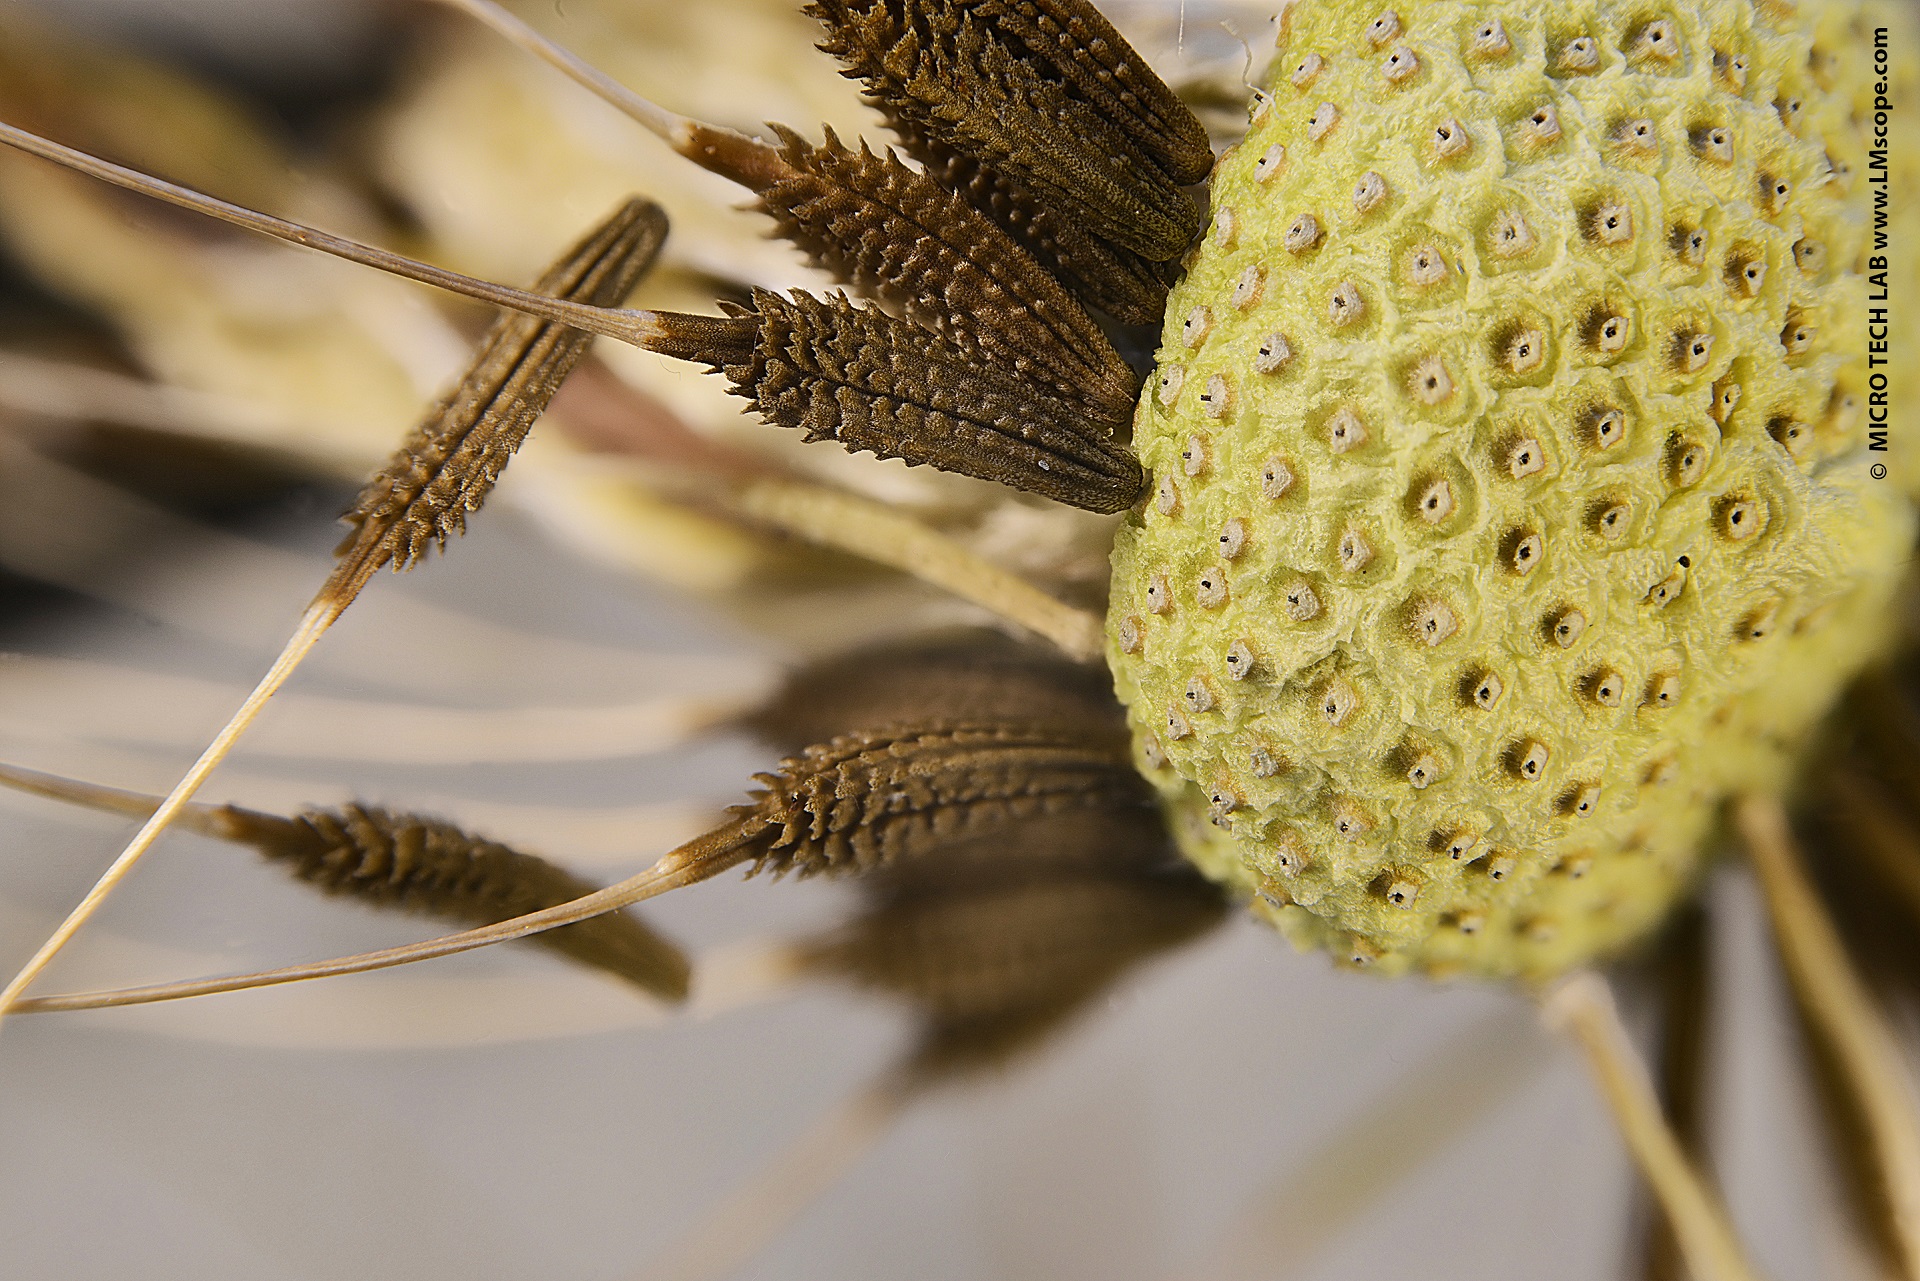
[[731, 476, 1107, 663], [0, 600, 336, 1023], [9, 840, 742, 1016], [1541, 972, 1765, 1281], [13, 720, 1140, 1012], [1737, 795, 1920, 1280], [0, 197, 666, 1023], [0, 122, 669, 348]]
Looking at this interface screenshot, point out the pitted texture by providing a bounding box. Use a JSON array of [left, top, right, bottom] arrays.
[[1108, 0, 1915, 979]]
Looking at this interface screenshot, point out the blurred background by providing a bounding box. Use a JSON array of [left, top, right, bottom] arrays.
[[0, 1, 1903, 1278]]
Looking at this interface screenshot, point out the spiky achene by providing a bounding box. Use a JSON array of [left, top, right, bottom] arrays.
[[332, 198, 666, 582], [645, 292, 1145, 512], [215, 803, 694, 1000], [631, 0, 1221, 510], [745, 632, 1227, 1081]]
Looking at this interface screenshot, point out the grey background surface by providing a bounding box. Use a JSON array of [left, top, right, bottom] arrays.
[[0, 2, 1897, 1279]]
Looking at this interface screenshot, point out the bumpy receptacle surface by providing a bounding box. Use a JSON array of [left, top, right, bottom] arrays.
[[1109, 0, 1915, 979]]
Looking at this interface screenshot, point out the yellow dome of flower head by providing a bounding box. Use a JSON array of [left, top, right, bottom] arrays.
[[1108, 0, 1915, 980]]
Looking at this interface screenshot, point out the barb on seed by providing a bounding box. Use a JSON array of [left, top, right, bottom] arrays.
[[432, 0, 1139, 424], [12, 713, 1154, 1013], [0, 763, 691, 1000], [0, 171, 666, 1022], [642, 291, 1145, 513], [806, 0, 1207, 261]]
